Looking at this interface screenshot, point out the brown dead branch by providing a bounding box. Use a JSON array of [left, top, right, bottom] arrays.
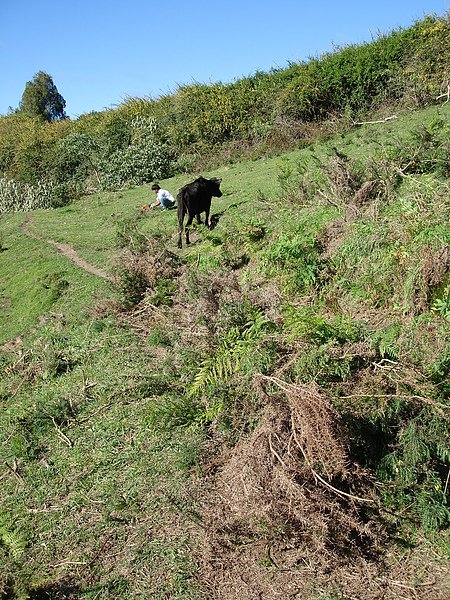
[[436, 83, 450, 104], [258, 374, 348, 479], [4, 459, 24, 484], [289, 412, 375, 504]]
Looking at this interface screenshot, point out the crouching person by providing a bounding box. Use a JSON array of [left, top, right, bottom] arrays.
[[150, 184, 175, 210]]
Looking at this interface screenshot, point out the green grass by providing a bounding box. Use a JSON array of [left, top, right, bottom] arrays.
[[0, 214, 109, 345], [0, 311, 203, 597]]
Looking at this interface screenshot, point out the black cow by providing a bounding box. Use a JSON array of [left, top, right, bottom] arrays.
[[177, 176, 223, 248]]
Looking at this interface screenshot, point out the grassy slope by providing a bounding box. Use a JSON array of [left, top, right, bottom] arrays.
[[0, 102, 449, 599]]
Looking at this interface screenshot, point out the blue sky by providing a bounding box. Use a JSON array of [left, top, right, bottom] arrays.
[[1, 0, 449, 119]]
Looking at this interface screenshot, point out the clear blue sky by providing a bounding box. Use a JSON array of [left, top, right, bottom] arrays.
[[1, 0, 449, 119]]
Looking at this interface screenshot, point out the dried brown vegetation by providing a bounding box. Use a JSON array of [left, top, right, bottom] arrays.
[[190, 376, 448, 600]]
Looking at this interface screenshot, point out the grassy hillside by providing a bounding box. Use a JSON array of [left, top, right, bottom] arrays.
[[0, 102, 449, 599]]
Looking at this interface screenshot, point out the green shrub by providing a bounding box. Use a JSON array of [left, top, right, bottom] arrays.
[[0, 177, 57, 212], [431, 285, 450, 322], [52, 132, 101, 193], [262, 232, 319, 291], [116, 215, 149, 253], [283, 305, 370, 383], [429, 341, 450, 395], [377, 410, 450, 531], [188, 307, 270, 397], [148, 278, 177, 307], [100, 117, 173, 190], [276, 25, 413, 121], [371, 322, 402, 360], [101, 137, 172, 190], [112, 234, 181, 307], [100, 111, 133, 155], [381, 118, 450, 181], [284, 304, 366, 345]]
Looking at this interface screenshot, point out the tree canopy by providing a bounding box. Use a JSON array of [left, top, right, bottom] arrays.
[[19, 71, 66, 122]]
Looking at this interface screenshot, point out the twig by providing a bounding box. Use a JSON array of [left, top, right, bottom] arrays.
[[51, 560, 88, 569], [82, 370, 97, 395], [268, 433, 287, 468], [436, 84, 450, 104], [10, 349, 31, 371], [4, 459, 24, 484], [317, 189, 343, 210], [10, 378, 26, 399], [444, 468, 450, 497], [354, 115, 398, 125], [259, 374, 299, 394], [290, 413, 375, 504], [78, 534, 115, 574], [379, 578, 436, 591], [50, 416, 74, 448], [26, 506, 65, 514]]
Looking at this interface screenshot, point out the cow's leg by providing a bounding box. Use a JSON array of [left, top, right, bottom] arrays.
[[185, 214, 194, 245], [196, 213, 202, 225], [205, 207, 210, 229], [178, 205, 184, 249], [178, 218, 184, 249]]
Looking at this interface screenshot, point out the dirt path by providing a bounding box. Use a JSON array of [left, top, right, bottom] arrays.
[[20, 213, 112, 280]]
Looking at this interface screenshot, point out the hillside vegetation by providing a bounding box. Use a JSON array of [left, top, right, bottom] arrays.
[[0, 13, 449, 209], [1, 98, 449, 598]]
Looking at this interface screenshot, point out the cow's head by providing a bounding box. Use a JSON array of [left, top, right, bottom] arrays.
[[210, 177, 223, 198]]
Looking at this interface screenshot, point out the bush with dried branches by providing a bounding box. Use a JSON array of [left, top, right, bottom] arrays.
[[111, 237, 181, 308], [191, 375, 382, 600]]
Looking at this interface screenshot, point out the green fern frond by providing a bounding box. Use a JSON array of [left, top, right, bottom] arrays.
[[0, 524, 27, 560], [188, 310, 268, 396]]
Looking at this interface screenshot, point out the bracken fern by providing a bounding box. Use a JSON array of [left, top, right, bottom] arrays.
[[0, 511, 27, 560], [189, 309, 268, 397]]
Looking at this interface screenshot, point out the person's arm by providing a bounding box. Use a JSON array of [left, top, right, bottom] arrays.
[[150, 190, 162, 208]]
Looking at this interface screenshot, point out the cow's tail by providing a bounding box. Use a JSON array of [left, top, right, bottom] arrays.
[[177, 190, 185, 248], [177, 190, 185, 231]]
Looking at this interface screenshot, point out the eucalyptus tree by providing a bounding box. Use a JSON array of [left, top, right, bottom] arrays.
[[19, 71, 66, 122]]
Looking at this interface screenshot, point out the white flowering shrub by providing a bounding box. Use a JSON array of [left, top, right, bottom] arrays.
[[0, 177, 56, 213], [100, 117, 173, 190]]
